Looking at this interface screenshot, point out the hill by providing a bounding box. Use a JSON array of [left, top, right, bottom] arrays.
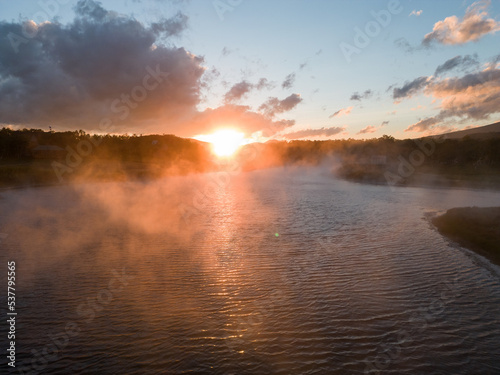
[[431, 121, 500, 140]]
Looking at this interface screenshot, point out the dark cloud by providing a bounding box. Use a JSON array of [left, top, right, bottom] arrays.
[[0, 0, 203, 134], [0, 1, 306, 138], [256, 78, 273, 90], [223, 78, 273, 103], [394, 37, 415, 53], [282, 73, 296, 89], [224, 81, 253, 103], [259, 94, 303, 117], [75, 0, 108, 20], [434, 54, 478, 76], [350, 89, 373, 101], [392, 77, 430, 99], [422, 0, 500, 46], [149, 12, 188, 38], [282, 126, 346, 139]]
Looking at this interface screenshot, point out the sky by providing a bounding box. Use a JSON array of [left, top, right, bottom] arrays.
[[0, 0, 500, 140]]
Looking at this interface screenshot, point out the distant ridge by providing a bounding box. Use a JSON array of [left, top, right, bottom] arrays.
[[431, 121, 500, 140]]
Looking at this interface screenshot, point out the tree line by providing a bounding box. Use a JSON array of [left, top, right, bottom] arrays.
[[1, 127, 499, 186]]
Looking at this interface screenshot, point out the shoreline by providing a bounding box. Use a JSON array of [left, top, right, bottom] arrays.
[[2, 163, 500, 192], [336, 167, 500, 191], [432, 207, 500, 267]]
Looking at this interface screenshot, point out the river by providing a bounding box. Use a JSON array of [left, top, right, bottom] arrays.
[[1, 166, 499, 374]]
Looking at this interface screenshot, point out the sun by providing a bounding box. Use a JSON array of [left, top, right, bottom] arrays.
[[197, 129, 247, 157], [211, 129, 245, 156]]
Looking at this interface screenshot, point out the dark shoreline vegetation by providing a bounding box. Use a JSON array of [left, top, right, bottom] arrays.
[[432, 207, 500, 267], [0, 127, 500, 189]]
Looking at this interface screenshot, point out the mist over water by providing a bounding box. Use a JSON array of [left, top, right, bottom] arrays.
[[1, 167, 500, 374]]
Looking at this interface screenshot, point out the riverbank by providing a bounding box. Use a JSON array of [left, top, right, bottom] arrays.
[[336, 164, 500, 191], [432, 207, 500, 266]]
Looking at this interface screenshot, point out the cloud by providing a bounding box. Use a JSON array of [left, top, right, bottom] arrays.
[[416, 124, 457, 136], [434, 54, 479, 76], [392, 77, 431, 99], [329, 106, 353, 118], [75, 0, 108, 20], [256, 78, 273, 90], [282, 126, 346, 139], [149, 12, 189, 37], [491, 54, 500, 65], [411, 105, 425, 111], [404, 64, 500, 132], [405, 117, 440, 132], [0, 0, 203, 134], [223, 78, 274, 103], [223, 81, 253, 103], [394, 37, 415, 52], [282, 73, 296, 89], [0, 1, 301, 138], [259, 94, 303, 117], [357, 120, 388, 135], [350, 90, 373, 101], [409, 10, 423, 17], [463, 124, 481, 130], [423, 0, 500, 46], [357, 125, 378, 135], [183, 104, 296, 137], [426, 67, 500, 120]]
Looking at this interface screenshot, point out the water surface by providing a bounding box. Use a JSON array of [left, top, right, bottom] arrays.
[[1, 167, 500, 374]]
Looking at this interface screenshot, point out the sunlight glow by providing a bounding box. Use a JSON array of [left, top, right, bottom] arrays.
[[196, 129, 247, 157]]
